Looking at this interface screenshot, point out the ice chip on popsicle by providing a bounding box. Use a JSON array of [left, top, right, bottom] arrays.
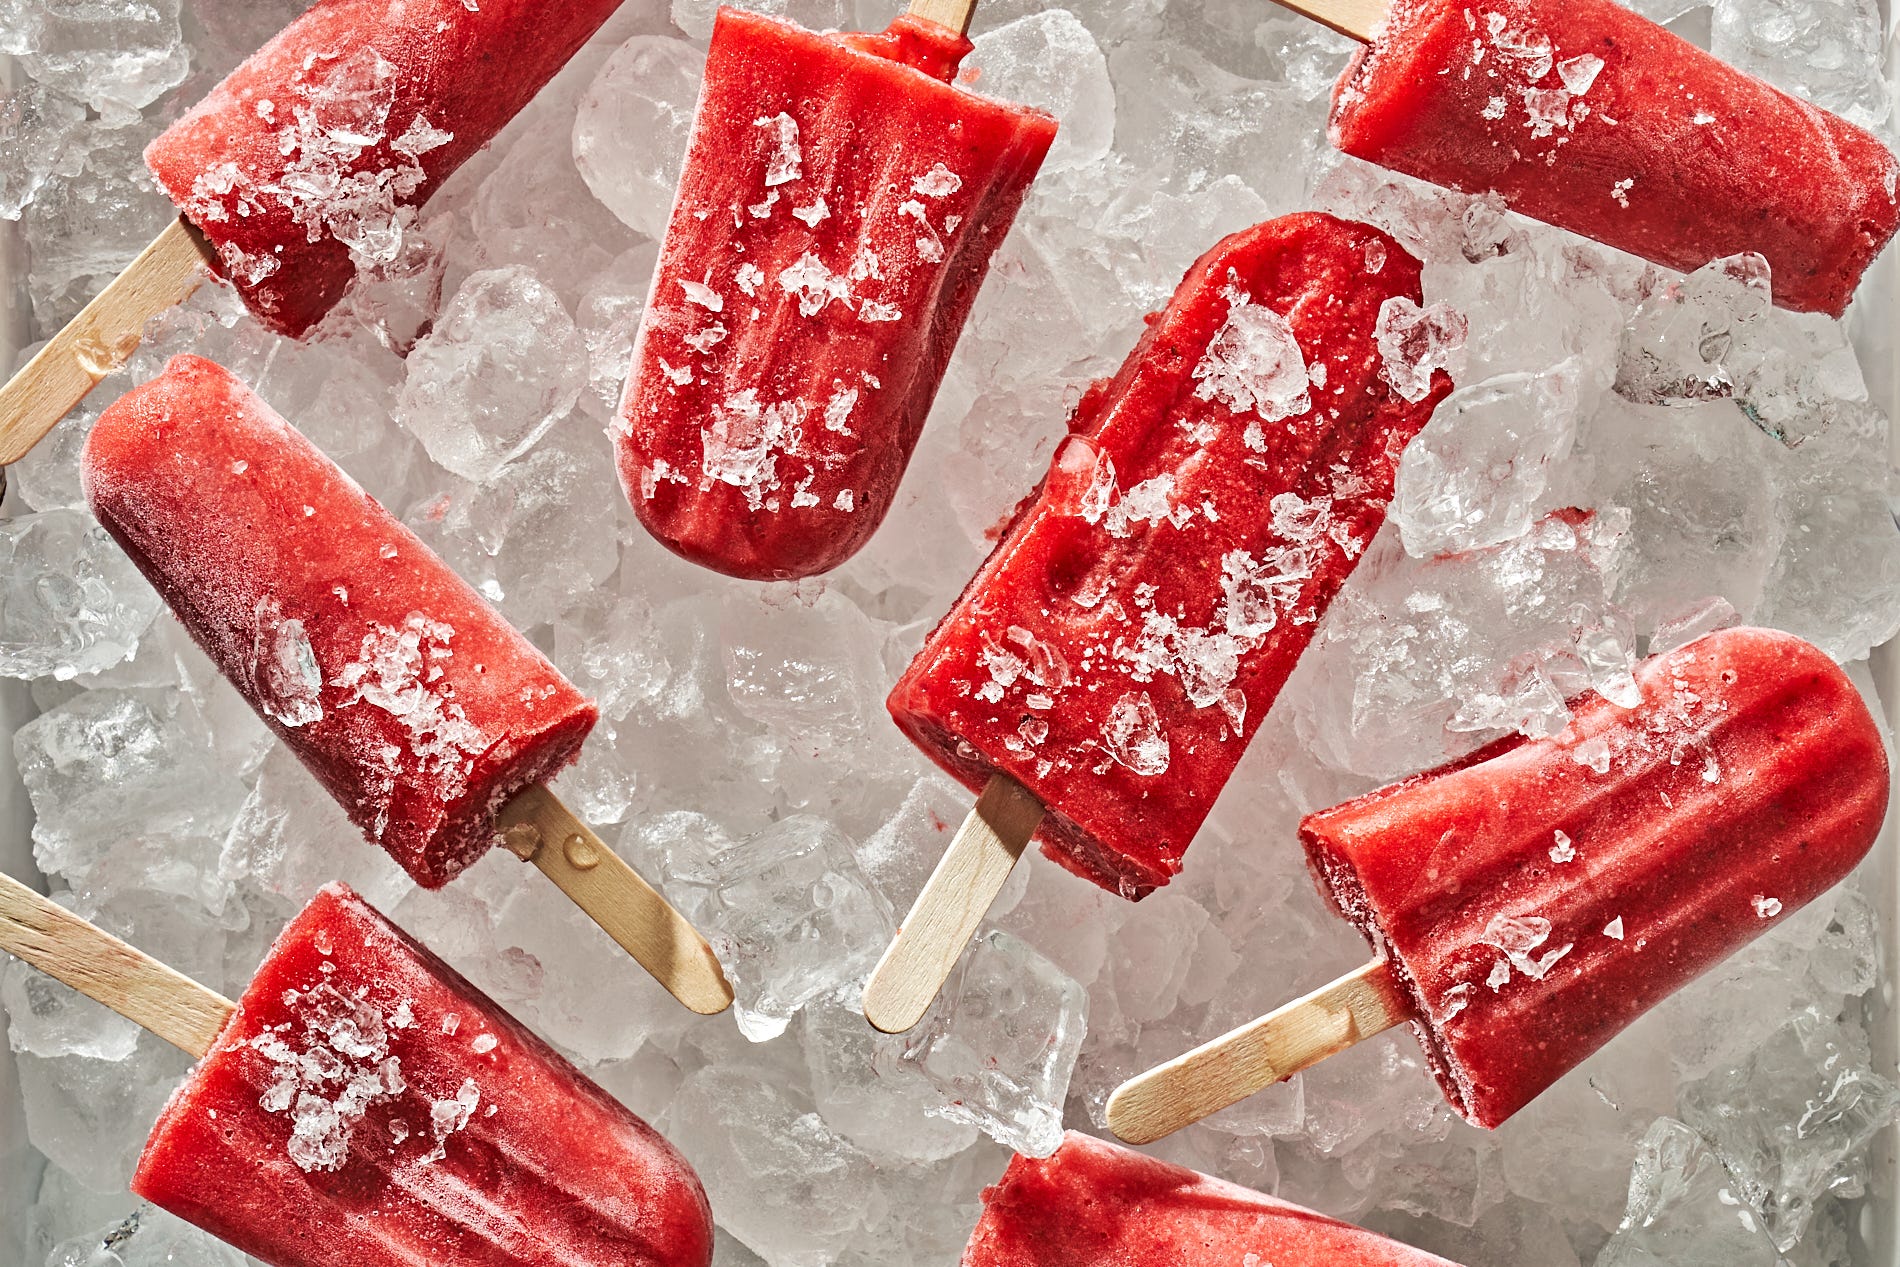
[[1329, 0, 1900, 317], [145, 0, 625, 337], [614, 7, 1058, 580], [82, 355, 598, 888], [1302, 626, 1889, 1128], [888, 212, 1453, 899], [964, 1131, 1468, 1266], [133, 883, 716, 1267]]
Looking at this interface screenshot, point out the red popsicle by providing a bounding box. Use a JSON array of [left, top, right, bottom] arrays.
[[84, 354, 596, 889], [83, 355, 730, 1013], [1108, 627, 1889, 1141], [965, 1132, 1467, 1267], [0, 874, 715, 1267], [1322, 0, 1899, 316], [0, 0, 626, 467], [864, 211, 1451, 1033], [615, 5, 1057, 579], [148, 0, 625, 338]]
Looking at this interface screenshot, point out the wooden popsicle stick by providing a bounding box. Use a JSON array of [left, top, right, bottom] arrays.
[[1266, 0, 1384, 42], [0, 870, 234, 1059], [1105, 958, 1411, 1145], [908, 0, 979, 38], [862, 772, 1046, 1034], [0, 217, 219, 466], [497, 782, 733, 1016]]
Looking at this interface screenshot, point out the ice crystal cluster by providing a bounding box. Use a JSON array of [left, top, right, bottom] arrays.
[[4, 0, 1900, 1264]]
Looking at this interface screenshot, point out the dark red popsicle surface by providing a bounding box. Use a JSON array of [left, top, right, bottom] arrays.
[[1303, 626, 1889, 1128], [615, 7, 1057, 580], [964, 1132, 1466, 1266], [147, 0, 625, 338], [1331, 0, 1900, 316], [890, 212, 1452, 899], [134, 883, 715, 1267], [83, 355, 597, 888]]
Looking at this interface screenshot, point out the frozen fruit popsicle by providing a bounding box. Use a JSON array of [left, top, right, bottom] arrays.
[[862, 212, 1452, 1033], [0, 0, 626, 465], [614, 2, 1057, 580], [1285, 0, 1900, 316], [967, 1132, 1466, 1267], [1108, 626, 1889, 1142], [84, 355, 730, 1014], [0, 874, 715, 1267]]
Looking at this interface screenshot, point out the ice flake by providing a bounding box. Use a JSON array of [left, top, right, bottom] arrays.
[[1549, 829, 1575, 863], [756, 112, 802, 185], [834, 489, 855, 511], [898, 200, 946, 263], [419, 1077, 479, 1163], [678, 278, 724, 312], [250, 601, 325, 728], [1558, 53, 1605, 95], [331, 615, 490, 832], [735, 263, 766, 296], [824, 386, 859, 434], [1479, 913, 1573, 981], [778, 253, 852, 316], [1376, 297, 1467, 403], [702, 389, 805, 509], [912, 162, 963, 196], [683, 322, 728, 354], [749, 190, 779, 218], [1604, 917, 1625, 940], [1103, 691, 1169, 775], [976, 626, 1071, 704], [391, 116, 453, 158], [858, 300, 902, 322], [1191, 283, 1310, 422], [1752, 895, 1783, 919], [1104, 475, 1191, 536], [249, 982, 405, 1173], [657, 358, 694, 387], [792, 197, 830, 227]]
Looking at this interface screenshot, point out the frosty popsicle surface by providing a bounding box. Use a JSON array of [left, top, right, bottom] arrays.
[[82, 355, 731, 1013], [1328, 0, 1900, 317], [1108, 626, 1889, 1141], [1303, 625, 1889, 1128], [888, 211, 1453, 901], [965, 1131, 1467, 1267], [83, 355, 599, 889], [147, 0, 625, 339], [108, 882, 714, 1267], [614, 6, 1057, 580]]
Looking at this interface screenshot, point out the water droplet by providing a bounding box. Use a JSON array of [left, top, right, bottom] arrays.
[[501, 823, 543, 861], [563, 834, 599, 870]]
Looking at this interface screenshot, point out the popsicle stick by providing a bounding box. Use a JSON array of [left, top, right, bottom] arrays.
[[862, 773, 1046, 1033], [908, 0, 979, 37], [1105, 959, 1411, 1145], [0, 871, 234, 1059], [497, 783, 733, 1016], [0, 217, 218, 466], [1265, 0, 1384, 42]]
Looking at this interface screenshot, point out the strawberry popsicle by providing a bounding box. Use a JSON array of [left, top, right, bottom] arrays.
[[966, 1132, 1466, 1267], [1107, 626, 1889, 1141], [84, 355, 597, 889], [1302, 625, 1889, 1127], [1, 878, 712, 1267], [614, 6, 1057, 580], [83, 355, 732, 1012], [146, 0, 624, 339], [1328, 0, 1900, 317], [889, 212, 1452, 900]]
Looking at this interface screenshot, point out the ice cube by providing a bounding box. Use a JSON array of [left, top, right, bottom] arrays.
[[800, 987, 979, 1164], [970, 12, 1115, 173], [0, 510, 160, 681], [0, 0, 188, 119], [0, 79, 85, 220], [393, 267, 591, 483], [1595, 1118, 1788, 1266], [893, 929, 1086, 1157], [662, 815, 893, 1041], [573, 34, 704, 240]]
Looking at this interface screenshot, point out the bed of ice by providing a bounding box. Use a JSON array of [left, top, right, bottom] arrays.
[[3, 0, 1900, 1263]]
